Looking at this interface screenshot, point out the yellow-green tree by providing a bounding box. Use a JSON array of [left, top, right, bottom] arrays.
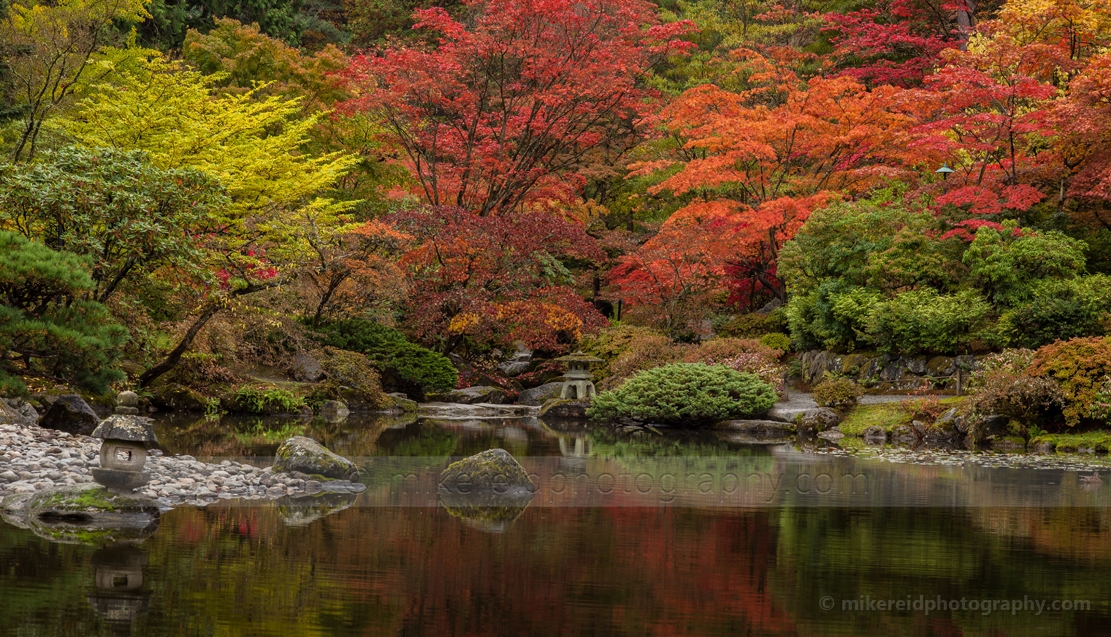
[[0, 0, 148, 161], [58, 47, 359, 385]]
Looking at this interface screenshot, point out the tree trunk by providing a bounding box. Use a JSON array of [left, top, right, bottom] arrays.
[[956, 0, 976, 50], [138, 304, 222, 388]]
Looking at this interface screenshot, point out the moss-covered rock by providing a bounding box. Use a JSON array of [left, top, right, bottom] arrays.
[[0, 484, 159, 545], [438, 448, 535, 497], [273, 436, 360, 480], [276, 491, 359, 526]]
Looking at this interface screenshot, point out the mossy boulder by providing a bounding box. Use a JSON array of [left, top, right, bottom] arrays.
[[273, 436, 360, 480], [796, 407, 841, 435], [438, 449, 535, 498], [517, 382, 565, 406], [0, 484, 159, 545]]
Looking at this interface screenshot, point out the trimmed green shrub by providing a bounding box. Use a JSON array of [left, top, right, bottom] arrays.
[[0, 232, 127, 394], [588, 363, 777, 424], [864, 289, 990, 355], [812, 376, 864, 412], [759, 332, 792, 353], [316, 319, 457, 398]]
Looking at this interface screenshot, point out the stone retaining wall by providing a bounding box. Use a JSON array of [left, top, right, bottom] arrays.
[[797, 350, 978, 391]]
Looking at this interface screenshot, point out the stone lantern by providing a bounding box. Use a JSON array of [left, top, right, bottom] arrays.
[[553, 351, 603, 400], [91, 415, 158, 491]]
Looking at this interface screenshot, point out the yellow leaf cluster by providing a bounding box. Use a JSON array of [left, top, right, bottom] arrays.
[[58, 47, 359, 263]]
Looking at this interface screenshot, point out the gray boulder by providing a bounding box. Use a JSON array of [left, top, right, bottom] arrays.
[[924, 415, 962, 442], [517, 382, 565, 406], [291, 352, 325, 382], [862, 426, 887, 442], [437, 386, 510, 405], [1, 399, 37, 426], [968, 414, 1010, 445], [538, 398, 590, 420], [796, 408, 840, 435], [891, 425, 919, 443], [319, 400, 350, 422], [273, 436, 360, 480], [438, 448, 536, 497], [38, 395, 100, 435], [277, 492, 359, 526]]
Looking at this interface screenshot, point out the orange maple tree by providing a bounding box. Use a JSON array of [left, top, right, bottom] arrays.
[[612, 50, 926, 321]]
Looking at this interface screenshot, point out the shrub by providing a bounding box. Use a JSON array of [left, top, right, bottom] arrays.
[[864, 289, 990, 355], [316, 319, 457, 398], [581, 325, 670, 382], [0, 232, 127, 394], [718, 312, 788, 338], [1028, 337, 1111, 426], [234, 387, 305, 414], [683, 338, 786, 395], [812, 376, 864, 411], [964, 372, 1064, 427], [317, 347, 385, 408], [996, 276, 1111, 349], [588, 363, 778, 424], [760, 332, 791, 353], [598, 332, 684, 390]]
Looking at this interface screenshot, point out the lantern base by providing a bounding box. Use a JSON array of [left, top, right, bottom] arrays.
[[91, 468, 151, 491]]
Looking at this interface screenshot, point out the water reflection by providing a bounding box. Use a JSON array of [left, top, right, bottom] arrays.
[[3, 414, 1111, 635], [88, 544, 149, 637]]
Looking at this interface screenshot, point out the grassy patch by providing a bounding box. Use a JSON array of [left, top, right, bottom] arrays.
[[839, 397, 962, 436], [1030, 431, 1111, 453]]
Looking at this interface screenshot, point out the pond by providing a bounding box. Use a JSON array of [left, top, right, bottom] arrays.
[[2, 413, 1111, 636]]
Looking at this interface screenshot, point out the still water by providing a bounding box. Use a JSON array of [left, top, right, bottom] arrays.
[[2, 413, 1111, 636]]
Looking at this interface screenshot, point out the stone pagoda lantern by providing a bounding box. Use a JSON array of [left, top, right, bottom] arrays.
[[553, 351, 603, 400], [91, 415, 158, 491]]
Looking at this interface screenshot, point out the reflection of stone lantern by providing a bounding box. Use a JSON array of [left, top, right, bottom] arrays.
[[88, 544, 150, 637], [91, 415, 158, 491], [553, 351, 603, 400]]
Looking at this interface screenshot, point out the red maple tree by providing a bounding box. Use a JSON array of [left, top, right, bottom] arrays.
[[341, 0, 694, 216]]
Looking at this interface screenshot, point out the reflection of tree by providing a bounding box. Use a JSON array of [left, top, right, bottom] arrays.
[[2, 502, 1111, 635]]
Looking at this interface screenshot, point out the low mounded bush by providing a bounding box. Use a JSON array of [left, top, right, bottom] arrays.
[[812, 376, 864, 412], [316, 319, 458, 398], [315, 347, 386, 408], [1027, 337, 1111, 427], [587, 363, 778, 424]]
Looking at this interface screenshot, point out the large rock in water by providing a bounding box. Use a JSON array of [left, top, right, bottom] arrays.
[[517, 382, 564, 406], [273, 436, 360, 480], [437, 386, 510, 405], [38, 395, 100, 435], [0, 484, 159, 545], [438, 449, 536, 532], [438, 448, 536, 497]]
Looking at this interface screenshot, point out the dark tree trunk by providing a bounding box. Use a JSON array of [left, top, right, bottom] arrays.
[[138, 304, 222, 388]]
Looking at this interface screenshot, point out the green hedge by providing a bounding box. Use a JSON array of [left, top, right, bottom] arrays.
[[588, 363, 777, 424], [315, 319, 457, 398]]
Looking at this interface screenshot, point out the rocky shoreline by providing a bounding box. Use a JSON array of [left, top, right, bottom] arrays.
[[0, 423, 365, 509]]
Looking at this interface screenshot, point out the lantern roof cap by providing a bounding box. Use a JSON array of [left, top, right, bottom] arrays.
[[91, 415, 158, 443], [554, 350, 603, 364], [935, 163, 955, 174]]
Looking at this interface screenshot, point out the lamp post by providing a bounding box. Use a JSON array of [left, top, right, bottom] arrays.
[[935, 164, 955, 180]]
